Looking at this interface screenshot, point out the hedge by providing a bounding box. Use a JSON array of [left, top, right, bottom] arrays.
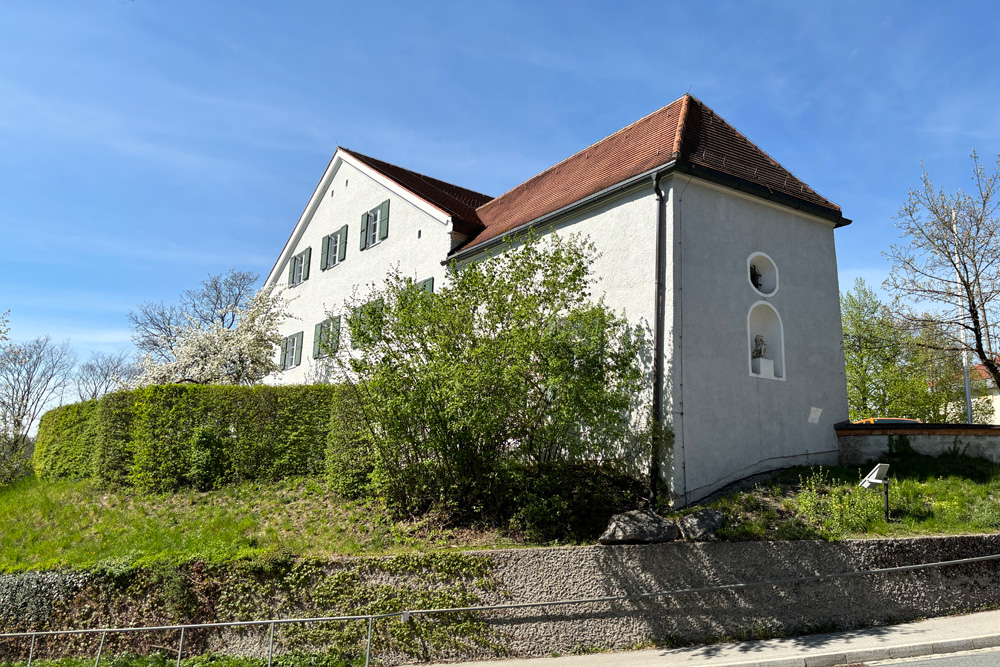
[[33, 400, 99, 480], [34, 384, 345, 493]]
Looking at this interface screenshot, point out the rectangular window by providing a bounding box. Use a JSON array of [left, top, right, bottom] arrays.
[[313, 316, 341, 358], [360, 200, 389, 250], [321, 225, 349, 270], [287, 248, 312, 286], [417, 277, 434, 294], [280, 332, 304, 370]]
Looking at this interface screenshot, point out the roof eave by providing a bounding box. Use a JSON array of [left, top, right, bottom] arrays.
[[451, 158, 850, 261], [675, 160, 851, 227]]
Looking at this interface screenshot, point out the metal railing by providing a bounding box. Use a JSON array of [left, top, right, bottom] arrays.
[[3, 551, 1000, 667]]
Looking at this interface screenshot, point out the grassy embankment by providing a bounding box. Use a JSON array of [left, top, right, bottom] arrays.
[[3, 450, 1000, 573]]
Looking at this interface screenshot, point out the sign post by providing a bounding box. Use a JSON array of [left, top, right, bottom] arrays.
[[859, 463, 891, 522]]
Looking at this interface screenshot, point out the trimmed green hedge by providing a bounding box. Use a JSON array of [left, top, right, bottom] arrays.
[[33, 400, 99, 480], [35, 385, 344, 493]]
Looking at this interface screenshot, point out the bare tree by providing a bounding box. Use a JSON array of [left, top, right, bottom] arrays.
[[885, 151, 1000, 392], [76, 350, 139, 401], [128, 269, 259, 363], [0, 336, 77, 444]]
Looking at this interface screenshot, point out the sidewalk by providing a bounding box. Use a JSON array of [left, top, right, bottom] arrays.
[[437, 609, 1000, 667]]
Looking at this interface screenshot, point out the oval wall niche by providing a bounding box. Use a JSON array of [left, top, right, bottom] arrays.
[[747, 301, 784, 380], [748, 252, 778, 296]]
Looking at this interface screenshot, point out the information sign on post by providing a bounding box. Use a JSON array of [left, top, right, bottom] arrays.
[[859, 463, 891, 521]]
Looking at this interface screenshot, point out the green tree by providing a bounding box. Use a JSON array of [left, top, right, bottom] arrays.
[[842, 278, 990, 423], [334, 234, 647, 523], [842, 278, 923, 421]]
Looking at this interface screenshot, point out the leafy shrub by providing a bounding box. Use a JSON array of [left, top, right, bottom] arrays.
[[33, 400, 98, 479], [504, 461, 645, 541], [325, 384, 375, 499]]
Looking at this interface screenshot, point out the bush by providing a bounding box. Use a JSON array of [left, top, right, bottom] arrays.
[[503, 461, 645, 541], [341, 234, 648, 524], [325, 384, 375, 498], [36, 384, 353, 493], [33, 400, 98, 479]]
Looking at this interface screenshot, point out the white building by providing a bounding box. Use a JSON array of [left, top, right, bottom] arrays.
[[264, 94, 852, 505]]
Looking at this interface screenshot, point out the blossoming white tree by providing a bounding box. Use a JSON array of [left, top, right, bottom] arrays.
[[134, 286, 289, 386]]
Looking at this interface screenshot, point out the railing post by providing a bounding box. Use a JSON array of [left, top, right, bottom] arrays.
[[27, 633, 36, 667], [267, 622, 275, 667], [93, 631, 107, 667], [364, 616, 373, 667], [176, 627, 185, 667]]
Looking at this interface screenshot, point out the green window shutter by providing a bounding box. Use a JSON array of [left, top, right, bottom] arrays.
[[321, 236, 330, 270], [287, 258, 295, 285], [279, 339, 286, 369], [313, 322, 322, 358], [379, 200, 390, 240], [294, 332, 303, 366], [360, 212, 369, 250], [332, 315, 341, 353], [302, 248, 311, 281], [281, 337, 292, 370], [338, 225, 348, 262], [419, 277, 434, 294]]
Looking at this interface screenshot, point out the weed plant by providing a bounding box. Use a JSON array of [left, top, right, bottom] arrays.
[[701, 451, 1000, 540]]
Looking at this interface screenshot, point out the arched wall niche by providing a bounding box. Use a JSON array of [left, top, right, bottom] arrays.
[[747, 301, 785, 380], [747, 252, 778, 296]]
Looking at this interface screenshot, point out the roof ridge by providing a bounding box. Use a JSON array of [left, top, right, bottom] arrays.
[[671, 93, 692, 158], [478, 94, 689, 212]]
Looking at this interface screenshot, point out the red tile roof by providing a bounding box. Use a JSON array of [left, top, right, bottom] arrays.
[[342, 148, 492, 234], [462, 94, 845, 253]]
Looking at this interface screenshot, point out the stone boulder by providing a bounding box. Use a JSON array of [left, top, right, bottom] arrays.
[[599, 509, 680, 545], [678, 508, 727, 541]]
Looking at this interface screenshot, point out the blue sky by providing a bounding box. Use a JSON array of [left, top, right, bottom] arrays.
[[2, 0, 999, 359]]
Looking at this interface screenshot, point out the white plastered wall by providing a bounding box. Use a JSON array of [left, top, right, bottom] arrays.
[[667, 177, 849, 504], [265, 157, 455, 384]]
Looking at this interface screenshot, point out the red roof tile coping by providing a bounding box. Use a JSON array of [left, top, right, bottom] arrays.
[[463, 94, 844, 253], [341, 148, 492, 234]]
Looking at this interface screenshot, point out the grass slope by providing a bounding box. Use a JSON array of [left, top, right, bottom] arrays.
[[698, 450, 1000, 540], [0, 476, 518, 573], [4, 450, 1000, 573]]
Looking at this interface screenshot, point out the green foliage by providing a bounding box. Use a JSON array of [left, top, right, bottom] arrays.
[[325, 386, 374, 499], [887, 433, 914, 455], [503, 461, 645, 542], [841, 278, 991, 422], [33, 401, 99, 479], [35, 385, 350, 493], [338, 233, 647, 525]]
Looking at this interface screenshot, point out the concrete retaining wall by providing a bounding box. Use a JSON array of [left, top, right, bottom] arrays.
[[3, 535, 1000, 663], [836, 422, 1000, 466], [478, 534, 1000, 656]]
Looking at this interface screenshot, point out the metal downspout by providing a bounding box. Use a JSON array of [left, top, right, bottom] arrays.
[[651, 173, 666, 503]]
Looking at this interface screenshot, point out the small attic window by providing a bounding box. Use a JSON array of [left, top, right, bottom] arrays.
[[748, 252, 778, 296]]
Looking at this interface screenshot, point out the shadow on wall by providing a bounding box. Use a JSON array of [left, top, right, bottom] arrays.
[[480, 535, 1000, 657]]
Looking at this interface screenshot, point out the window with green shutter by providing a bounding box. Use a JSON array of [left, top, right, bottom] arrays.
[[361, 200, 389, 250], [417, 277, 434, 294], [321, 225, 349, 270], [288, 248, 312, 286], [280, 332, 304, 370], [313, 316, 341, 358]]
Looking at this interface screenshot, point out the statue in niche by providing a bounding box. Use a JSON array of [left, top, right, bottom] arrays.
[[752, 335, 767, 359], [750, 263, 763, 290]]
